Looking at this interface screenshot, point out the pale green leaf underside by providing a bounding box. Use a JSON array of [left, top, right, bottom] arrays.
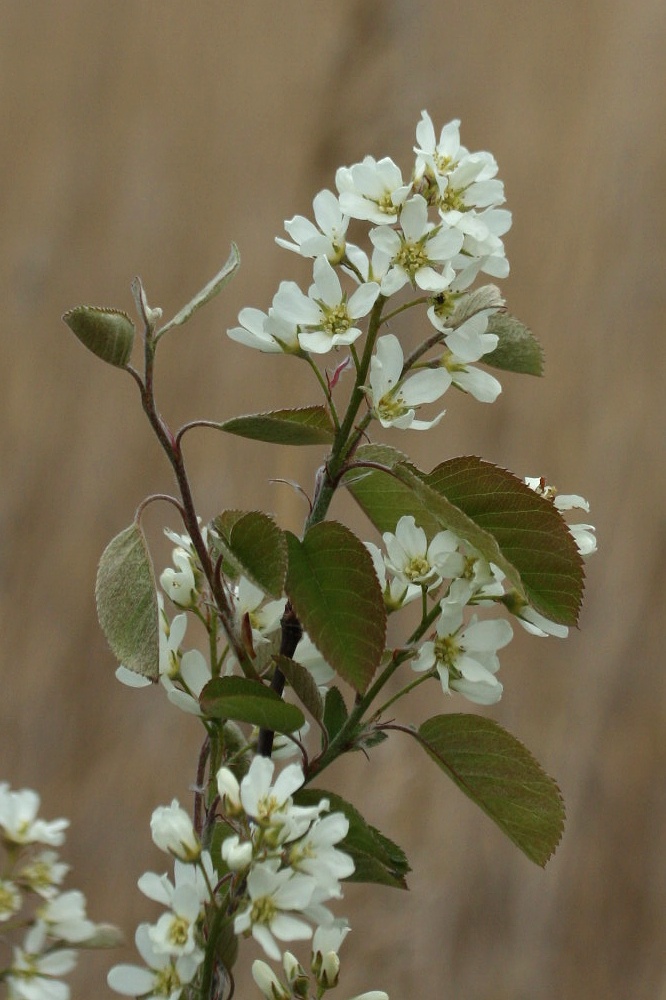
[[95, 523, 159, 679], [483, 313, 544, 376]]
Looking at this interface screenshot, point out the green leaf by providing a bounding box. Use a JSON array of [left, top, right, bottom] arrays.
[[156, 244, 240, 337], [211, 510, 287, 599], [274, 654, 324, 724], [322, 686, 348, 743], [216, 406, 335, 445], [417, 714, 565, 866], [63, 306, 135, 368], [200, 677, 305, 734], [424, 457, 583, 625], [483, 313, 544, 376], [285, 521, 386, 694], [295, 788, 410, 889], [343, 444, 445, 539], [95, 523, 159, 679]]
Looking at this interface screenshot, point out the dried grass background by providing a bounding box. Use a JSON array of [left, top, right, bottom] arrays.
[[1, 2, 665, 998]]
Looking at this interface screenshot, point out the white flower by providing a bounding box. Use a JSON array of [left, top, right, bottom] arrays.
[[227, 300, 301, 354], [38, 890, 96, 944], [107, 923, 202, 998], [336, 155, 412, 225], [239, 758, 306, 827], [293, 633, 335, 688], [150, 801, 201, 862], [517, 605, 569, 639], [8, 923, 77, 1000], [524, 477, 597, 555], [272, 256, 380, 355], [287, 812, 354, 896], [0, 878, 21, 921], [221, 834, 254, 872], [369, 195, 463, 295], [427, 308, 499, 364], [414, 112, 464, 181], [312, 919, 350, 986], [233, 577, 284, 642], [138, 852, 214, 910], [234, 862, 316, 961], [365, 541, 421, 609], [147, 883, 203, 957], [382, 515, 464, 588], [0, 784, 68, 848], [442, 351, 502, 403], [276, 189, 350, 264], [412, 583, 512, 705], [164, 647, 211, 716], [367, 334, 451, 430], [160, 548, 197, 608]]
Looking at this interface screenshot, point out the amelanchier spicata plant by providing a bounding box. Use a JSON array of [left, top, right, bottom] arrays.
[[54, 110, 596, 999]]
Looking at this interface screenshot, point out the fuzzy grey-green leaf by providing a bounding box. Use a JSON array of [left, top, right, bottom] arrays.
[[482, 313, 544, 376], [63, 306, 135, 368], [95, 523, 159, 679]]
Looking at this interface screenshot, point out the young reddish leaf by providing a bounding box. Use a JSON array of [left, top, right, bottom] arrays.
[[200, 677, 305, 734], [211, 510, 287, 598], [417, 714, 565, 867], [285, 521, 386, 694], [215, 406, 335, 445], [424, 457, 583, 625], [95, 523, 159, 679]]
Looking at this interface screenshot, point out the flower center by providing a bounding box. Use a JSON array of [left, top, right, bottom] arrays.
[[403, 556, 431, 582], [155, 964, 182, 997], [376, 391, 407, 423], [438, 183, 467, 213], [394, 241, 429, 278], [168, 915, 191, 947], [434, 634, 461, 670], [321, 303, 351, 338], [251, 895, 277, 927]]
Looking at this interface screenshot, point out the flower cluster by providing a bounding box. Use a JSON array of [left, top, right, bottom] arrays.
[[107, 759, 365, 999], [229, 110, 510, 427], [368, 499, 597, 706], [107, 807, 213, 1000], [0, 783, 119, 1000], [217, 757, 353, 961]]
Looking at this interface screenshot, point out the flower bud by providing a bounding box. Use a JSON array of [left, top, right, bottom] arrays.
[[216, 767, 242, 815], [150, 800, 201, 862], [251, 959, 290, 1000], [221, 835, 253, 871]]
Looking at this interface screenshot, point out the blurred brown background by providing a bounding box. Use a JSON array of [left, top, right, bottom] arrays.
[[1, 2, 665, 998]]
